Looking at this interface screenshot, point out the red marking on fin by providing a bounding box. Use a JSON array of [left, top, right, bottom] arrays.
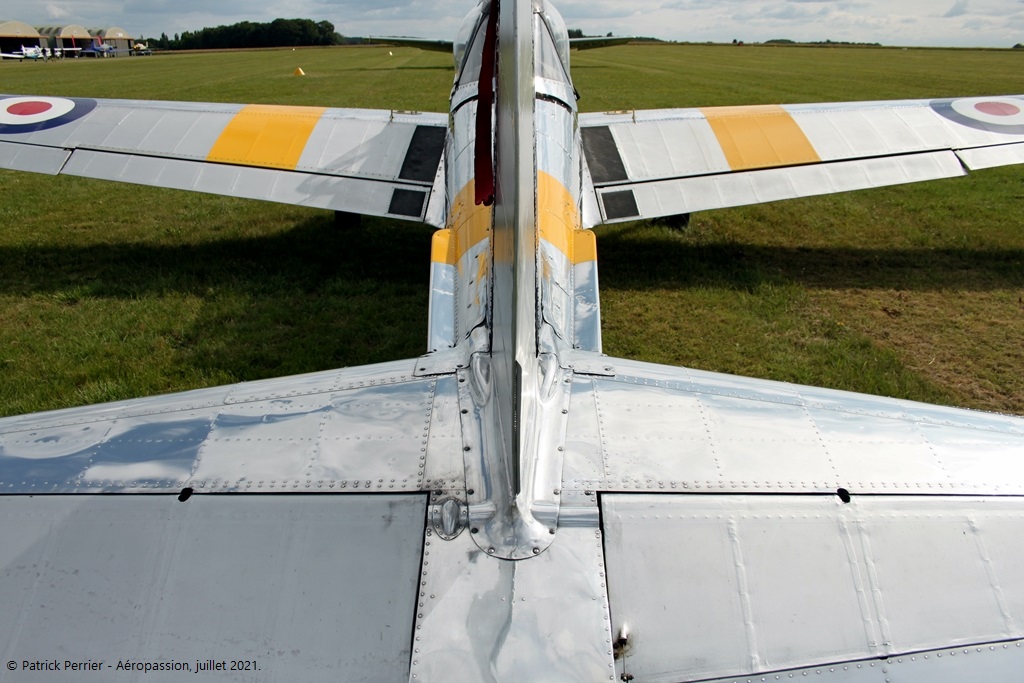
[[474, 0, 499, 207]]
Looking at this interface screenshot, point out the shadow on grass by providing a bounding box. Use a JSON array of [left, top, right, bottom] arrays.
[[338, 66, 454, 72], [4, 216, 1023, 387], [6, 221, 1023, 299], [395, 65, 455, 71], [0, 214, 435, 380], [595, 227, 1024, 292], [0, 215, 430, 296]]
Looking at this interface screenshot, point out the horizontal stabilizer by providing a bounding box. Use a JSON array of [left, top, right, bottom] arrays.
[[0, 358, 464, 494], [565, 353, 1024, 681]]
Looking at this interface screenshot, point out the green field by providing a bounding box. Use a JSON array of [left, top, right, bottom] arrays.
[[1, 45, 1023, 416]]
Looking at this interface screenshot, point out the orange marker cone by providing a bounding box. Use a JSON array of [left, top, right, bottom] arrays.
[[294, 67, 306, 76]]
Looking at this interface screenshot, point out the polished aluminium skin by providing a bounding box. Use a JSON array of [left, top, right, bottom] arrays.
[[3, 0, 1024, 681]]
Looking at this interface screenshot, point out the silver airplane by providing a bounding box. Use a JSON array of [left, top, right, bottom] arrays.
[[2, 1, 1024, 681]]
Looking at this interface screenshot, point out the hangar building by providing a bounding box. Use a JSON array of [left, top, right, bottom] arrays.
[[1, 22, 135, 57], [90, 27, 133, 53], [0, 20, 43, 56], [37, 25, 92, 52]]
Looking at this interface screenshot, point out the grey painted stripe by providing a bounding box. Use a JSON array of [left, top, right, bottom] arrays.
[[601, 189, 639, 220], [581, 125, 628, 184], [389, 188, 427, 217], [399, 125, 446, 183]]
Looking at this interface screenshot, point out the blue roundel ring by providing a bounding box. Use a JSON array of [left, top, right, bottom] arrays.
[[930, 96, 1024, 135], [0, 96, 98, 135]]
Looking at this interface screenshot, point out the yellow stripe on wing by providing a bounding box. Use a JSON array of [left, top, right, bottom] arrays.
[[208, 104, 327, 170], [701, 104, 820, 171]]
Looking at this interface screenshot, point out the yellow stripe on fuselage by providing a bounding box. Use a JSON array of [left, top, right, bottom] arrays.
[[208, 104, 327, 170], [537, 171, 594, 264], [433, 180, 493, 265], [433, 174, 595, 266], [431, 228, 452, 264], [701, 104, 820, 171], [573, 228, 596, 264]]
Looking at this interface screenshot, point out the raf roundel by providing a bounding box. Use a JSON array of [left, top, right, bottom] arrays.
[[930, 96, 1024, 135], [0, 96, 97, 134]]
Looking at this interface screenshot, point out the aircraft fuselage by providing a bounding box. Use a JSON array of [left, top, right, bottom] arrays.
[[428, 0, 599, 558]]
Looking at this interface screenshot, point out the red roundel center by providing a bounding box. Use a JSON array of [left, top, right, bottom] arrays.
[[6, 101, 53, 116], [974, 101, 1021, 117]]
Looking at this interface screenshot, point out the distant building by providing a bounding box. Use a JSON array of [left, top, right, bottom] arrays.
[[89, 27, 132, 55], [0, 19, 43, 57], [1, 21, 137, 58], [37, 25, 92, 53]]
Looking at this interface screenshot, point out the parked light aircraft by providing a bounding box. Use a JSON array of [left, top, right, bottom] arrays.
[[2, 0, 1024, 680], [0, 45, 45, 60], [82, 41, 117, 56]]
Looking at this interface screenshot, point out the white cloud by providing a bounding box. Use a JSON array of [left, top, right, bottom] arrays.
[[45, 4, 72, 21]]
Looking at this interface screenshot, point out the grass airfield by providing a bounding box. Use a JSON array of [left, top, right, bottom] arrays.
[[1, 45, 1022, 416]]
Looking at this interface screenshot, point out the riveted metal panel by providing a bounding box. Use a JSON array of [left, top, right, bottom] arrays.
[[539, 237, 573, 341], [572, 255, 601, 353], [421, 376, 467, 495], [700, 640, 1024, 683], [569, 356, 1024, 494], [563, 376, 606, 490], [0, 494, 426, 683], [409, 525, 615, 682], [0, 360, 455, 494], [427, 261, 457, 351], [224, 358, 419, 403], [602, 494, 1024, 683]]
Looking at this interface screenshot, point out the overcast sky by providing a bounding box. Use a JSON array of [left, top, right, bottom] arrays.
[[5, 0, 1023, 47]]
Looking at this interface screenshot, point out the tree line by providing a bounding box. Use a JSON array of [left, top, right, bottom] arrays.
[[151, 19, 343, 50]]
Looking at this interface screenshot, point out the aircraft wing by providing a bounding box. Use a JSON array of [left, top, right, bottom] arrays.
[[0, 95, 448, 225], [579, 95, 1024, 225]]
